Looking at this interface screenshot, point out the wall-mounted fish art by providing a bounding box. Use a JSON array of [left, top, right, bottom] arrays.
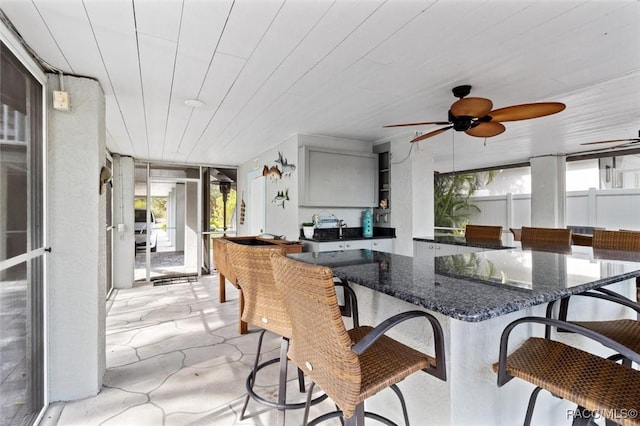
[[262, 164, 282, 180], [272, 189, 289, 209], [275, 151, 296, 177]]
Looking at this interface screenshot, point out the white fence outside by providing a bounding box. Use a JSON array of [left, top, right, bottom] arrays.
[[467, 188, 640, 240]]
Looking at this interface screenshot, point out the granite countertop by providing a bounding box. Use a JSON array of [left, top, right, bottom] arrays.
[[414, 235, 512, 250], [301, 226, 396, 242], [288, 247, 640, 322]]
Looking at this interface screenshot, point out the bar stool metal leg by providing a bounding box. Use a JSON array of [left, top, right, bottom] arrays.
[[241, 331, 328, 425], [523, 387, 542, 426]]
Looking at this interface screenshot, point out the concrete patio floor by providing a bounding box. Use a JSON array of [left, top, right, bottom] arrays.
[[40, 274, 353, 426]]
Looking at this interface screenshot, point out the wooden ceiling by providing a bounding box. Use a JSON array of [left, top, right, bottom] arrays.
[[2, 0, 639, 172]]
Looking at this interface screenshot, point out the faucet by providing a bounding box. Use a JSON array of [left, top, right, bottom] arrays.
[[338, 220, 347, 239]]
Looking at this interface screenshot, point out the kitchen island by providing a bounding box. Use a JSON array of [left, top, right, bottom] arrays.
[[288, 244, 640, 425]]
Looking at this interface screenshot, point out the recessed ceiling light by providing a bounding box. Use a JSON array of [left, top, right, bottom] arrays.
[[184, 99, 205, 108]]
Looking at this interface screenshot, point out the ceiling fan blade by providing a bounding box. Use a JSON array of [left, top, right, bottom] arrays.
[[450, 97, 493, 118], [488, 102, 565, 122], [410, 126, 453, 143], [575, 141, 639, 155], [383, 121, 450, 128], [580, 138, 640, 146], [465, 121, 506, 138]]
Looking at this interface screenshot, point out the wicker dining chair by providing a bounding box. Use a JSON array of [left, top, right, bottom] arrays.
[[228, 243, 356, 424], [464, 224, 503, 241], [270, 252, 446, 426], [593, 229, 640, 251], [571, 233, 593, 247], [520, 226, 572, 246], [494, 316, 640, 426]]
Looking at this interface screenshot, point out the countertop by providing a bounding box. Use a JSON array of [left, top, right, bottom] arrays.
[[301, 235, 395, 242], [301, 226, 396, 242], [414, 235, 512, 250], [288, 247, 640, 322]]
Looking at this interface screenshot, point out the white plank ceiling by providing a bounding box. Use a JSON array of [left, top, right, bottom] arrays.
[[2, 0, 639, 172]]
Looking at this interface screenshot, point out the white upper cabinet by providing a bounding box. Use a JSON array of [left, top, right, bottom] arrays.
[[298, 146, 376, 207]]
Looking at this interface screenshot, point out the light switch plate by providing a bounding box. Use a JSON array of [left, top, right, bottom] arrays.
[[53, 90, 70, 111]]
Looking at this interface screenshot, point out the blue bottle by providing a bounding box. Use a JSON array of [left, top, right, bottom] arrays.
[[362, 209, 373, 238]]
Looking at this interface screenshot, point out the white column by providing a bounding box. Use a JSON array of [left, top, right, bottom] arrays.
[[530, 155, 567, 228], [411, 142, 434, 239], [175, 183, 185, 251], [47, 74, 106, 399], [185, 181, 198, 271], [112, 154, 135, 289], [167, 188, 175, 245]]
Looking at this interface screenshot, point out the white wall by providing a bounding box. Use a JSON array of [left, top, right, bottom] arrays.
[[381, 132, 435, 256], [47, 74, 106, 400], [469, 188, 640, 235], [238, 134, 299, 239], [237, 133, 375, 241]]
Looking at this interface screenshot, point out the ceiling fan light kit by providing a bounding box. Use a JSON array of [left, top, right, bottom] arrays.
[[384, 85, 566, 143]]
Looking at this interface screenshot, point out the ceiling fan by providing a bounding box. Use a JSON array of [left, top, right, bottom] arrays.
[[384, 85, 566, 143], [578, 130, 640, 151]]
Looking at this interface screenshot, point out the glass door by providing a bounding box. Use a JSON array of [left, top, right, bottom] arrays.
[[0, 41, 46, 425], [134, 163, 201, 282], [105, 155, 113, 297], [206, 167, 237, 272]]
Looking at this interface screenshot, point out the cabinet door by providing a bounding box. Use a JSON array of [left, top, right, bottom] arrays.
[[299, 146, 376, 207], [343, 240, 372, 250], [432, 243, 460, 257], [316, 241, 347, 252], [456, 245, 485, 254], [372, 239, 394, 253]]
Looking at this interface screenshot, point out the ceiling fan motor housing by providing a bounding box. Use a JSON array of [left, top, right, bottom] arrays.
[[452, 85, 472, 99], [448, 109, 474, 131]]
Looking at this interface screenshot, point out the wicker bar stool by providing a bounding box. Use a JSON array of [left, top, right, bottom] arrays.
[[520, 226, 572, 246], [228, 243, 352, 425], [464, 224, 502, 241], [546, 229, 640, 361], [270, 253, 446, 426], [495, 316, 640, 426]]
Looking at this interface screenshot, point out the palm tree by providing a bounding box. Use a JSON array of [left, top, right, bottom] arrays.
[[434, 171, 493, 233]]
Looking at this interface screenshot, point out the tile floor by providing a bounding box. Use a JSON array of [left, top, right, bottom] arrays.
[[43, 274, 344, 426]]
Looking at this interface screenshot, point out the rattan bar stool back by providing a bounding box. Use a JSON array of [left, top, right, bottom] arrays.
[[465, 224, 503, 241], [228, 243, 326, 425], [271, 252, 446, 426]]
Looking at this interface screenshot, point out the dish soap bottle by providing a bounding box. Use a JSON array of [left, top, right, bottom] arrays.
[[362, 209, 373, 238]]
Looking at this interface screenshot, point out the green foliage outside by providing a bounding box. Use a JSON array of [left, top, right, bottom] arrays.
[[434, 171, 494, 233], [210, 185, 237, 231], [134, 197, 167, 220], [133, 185, 236, 233]]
